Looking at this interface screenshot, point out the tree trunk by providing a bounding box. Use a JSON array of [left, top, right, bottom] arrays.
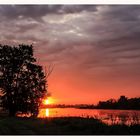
[[9, 110, 16, 117], [9, 105, 16, 117]]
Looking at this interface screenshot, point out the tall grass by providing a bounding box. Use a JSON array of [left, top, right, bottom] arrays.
[[0, 116, 140, 135]]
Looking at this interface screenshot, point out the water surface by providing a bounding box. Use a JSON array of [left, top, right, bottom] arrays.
[[38, 108, 140, 125]]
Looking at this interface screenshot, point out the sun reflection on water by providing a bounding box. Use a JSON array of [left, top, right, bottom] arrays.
[[45, 109, 49, 117], [38, 108, 50, 118]]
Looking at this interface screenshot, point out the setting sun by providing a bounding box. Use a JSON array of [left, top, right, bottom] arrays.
[[43, 99, 49, 105], [43, 97, 55, 105]]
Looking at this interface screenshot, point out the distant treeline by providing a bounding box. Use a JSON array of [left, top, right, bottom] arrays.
[[76, 96, 140, 110], [42, 96, 140, 110], [96, 96, 140, 110]]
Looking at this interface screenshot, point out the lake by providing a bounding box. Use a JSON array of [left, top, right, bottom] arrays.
[[38, 108, 140, 125]]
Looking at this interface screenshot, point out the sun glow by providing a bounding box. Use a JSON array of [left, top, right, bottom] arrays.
[[44, 99, 49, 105], [43, 97, 55, 105]]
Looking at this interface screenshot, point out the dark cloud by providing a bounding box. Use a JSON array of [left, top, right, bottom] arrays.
[[57, 5, 97, 14], [0, 5, 140, 77], [99, 5, 140, 22], [0, 5, 97, 20], [0, 5, 61, 20]]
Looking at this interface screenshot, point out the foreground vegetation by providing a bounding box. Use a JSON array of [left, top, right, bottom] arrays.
[[0, 116, 139, 135]]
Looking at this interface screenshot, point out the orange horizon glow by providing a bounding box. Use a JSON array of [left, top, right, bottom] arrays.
[[47, 71, 140, 105]]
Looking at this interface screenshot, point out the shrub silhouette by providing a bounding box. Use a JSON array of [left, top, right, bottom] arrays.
[[0, 44, 47, 117]]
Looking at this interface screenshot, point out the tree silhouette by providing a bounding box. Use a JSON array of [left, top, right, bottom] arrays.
[[117, 95, 128, 109], [0, 44, 47, 117]]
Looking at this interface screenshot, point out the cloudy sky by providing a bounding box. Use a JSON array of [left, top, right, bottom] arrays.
[[0, 5, 140, 104]]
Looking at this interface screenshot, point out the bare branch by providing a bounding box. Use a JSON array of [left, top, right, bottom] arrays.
[[45, 64, 54, 79]]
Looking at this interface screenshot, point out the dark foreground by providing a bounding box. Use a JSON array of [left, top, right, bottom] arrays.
[[0, 116, 139, 135]]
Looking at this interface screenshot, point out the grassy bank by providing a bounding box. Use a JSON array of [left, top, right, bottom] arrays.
[[0, 116, 140, 135]]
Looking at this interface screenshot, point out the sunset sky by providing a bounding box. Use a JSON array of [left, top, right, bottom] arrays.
[[0, 5, 140, 104]]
